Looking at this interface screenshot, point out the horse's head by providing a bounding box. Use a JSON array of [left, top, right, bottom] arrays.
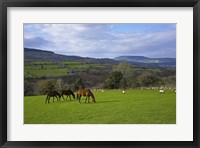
[[90, 90, 96, 103], [92, 97, 96, 103]]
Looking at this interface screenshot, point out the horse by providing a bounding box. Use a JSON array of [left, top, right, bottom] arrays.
[[77, 88, 96, 104], [60, 89, 75, 101], [45, 90, 61, 104]]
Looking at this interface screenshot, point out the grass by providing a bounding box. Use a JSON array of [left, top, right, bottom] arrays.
[[61, 61, 83, 65], [24, 89, 176, 124], [24, 61, 107, 78], [24, 61, 162, 79], [25, 69, 67, 77]]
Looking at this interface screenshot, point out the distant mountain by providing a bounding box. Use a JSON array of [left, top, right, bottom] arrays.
[[24, 48, 118, 64], [114, 56, 176, 67], [24, 48, 176, 67]]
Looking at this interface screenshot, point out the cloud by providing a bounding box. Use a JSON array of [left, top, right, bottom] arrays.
[[24, 24, 176, 58], [24, 36, 54, 49]]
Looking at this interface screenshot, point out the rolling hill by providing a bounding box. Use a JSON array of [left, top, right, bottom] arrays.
[[114, 56, 176, 67], [24, 48, 118, 64], [24, 48, 176, 67]]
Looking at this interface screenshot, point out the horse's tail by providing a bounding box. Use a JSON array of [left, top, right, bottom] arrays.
[[89, 89, 96, 103]]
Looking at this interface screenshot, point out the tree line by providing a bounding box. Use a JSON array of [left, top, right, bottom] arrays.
[[24, 62, 176, 96]]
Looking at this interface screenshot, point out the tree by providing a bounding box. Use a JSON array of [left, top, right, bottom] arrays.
[[120, 77, 128, 89], [140, 71, 159, 87], [113, 62, 136, 88], [24, 80, 35, 96], [39, 79, 57, 94], [104, 71, 123, 89], [104, 77, 115, 89], [55, 79, 65, 92], [75, 77, 85, 89], [113, 61, 132, 77]]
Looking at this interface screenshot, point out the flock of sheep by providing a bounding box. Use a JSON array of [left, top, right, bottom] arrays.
[[93, 88, 176, 94], [159, 88, 176, 93]]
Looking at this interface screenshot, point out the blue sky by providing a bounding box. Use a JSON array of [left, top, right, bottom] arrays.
[[24, 24, 176, 58]]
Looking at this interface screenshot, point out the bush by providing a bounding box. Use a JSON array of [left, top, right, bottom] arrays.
[[104, 71, 123, 89], [38, 79, 58, 95], [140, 72, 159, 87]]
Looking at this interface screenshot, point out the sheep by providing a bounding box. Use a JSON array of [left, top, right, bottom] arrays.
[[159, 89, 165, 93], [122, 90, 125, 94]]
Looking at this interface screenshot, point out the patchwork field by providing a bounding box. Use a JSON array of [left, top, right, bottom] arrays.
[[24, 61, 112, 78], [24, 61, 162, 79], [24, 89, 176, 124]]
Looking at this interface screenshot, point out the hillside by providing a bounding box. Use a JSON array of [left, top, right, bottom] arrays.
[[24, 48, 118, 64], [115, 56, 176, 67], [25, 48, 176, 67]]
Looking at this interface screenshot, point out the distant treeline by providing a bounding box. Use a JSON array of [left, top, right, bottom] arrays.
[[24, 61, 176, 96]]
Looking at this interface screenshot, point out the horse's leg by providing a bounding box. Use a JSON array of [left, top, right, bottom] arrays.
[[53, 97, 54, 102], [79, 95, 82, 103], [48, 96, 50, 103], [59, 95, 61, 101], [85, 97, 87, 104], [45, 95, 48, 104], [62, 95, 65, 101], [88, 96, 90, 103], [56, 96, 59, 102], [69, 95, 71, 100], [76, 93, 78, 99]]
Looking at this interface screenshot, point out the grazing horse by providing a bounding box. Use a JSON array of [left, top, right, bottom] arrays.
[[77, 88, 96, 103], [60, 89, 75, 101], [45, 90, 61, 104]]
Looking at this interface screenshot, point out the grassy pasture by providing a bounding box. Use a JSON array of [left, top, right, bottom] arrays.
[[25, 69, 68, 77], [24, 62, 110, 78], [24, 61, 162, 79], [24, 89, 176, 124]]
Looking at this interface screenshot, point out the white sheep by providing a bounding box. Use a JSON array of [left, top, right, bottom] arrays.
[[159, 89, 165, 93], [122, 90, 125, 94]]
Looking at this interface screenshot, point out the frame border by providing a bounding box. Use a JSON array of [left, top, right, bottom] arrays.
[[0, 0, 200, 147]]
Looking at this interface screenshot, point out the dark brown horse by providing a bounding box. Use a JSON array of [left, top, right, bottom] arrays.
[[45, 90, 61, 104], [77, 88, 96, 103], [60, 89, 75, 101]]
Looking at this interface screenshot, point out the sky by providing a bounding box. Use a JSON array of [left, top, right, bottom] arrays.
[[24, 24, 176, 58]]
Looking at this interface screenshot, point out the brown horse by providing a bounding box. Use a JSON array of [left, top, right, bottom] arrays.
[[45, 90, 61, 104], [77, 88, 96, 103], [60, 89, 75, 101]]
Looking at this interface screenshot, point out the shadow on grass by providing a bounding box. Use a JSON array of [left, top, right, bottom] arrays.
[[46, 99, 78, 104], [96, 100, 121, 104], [45, 100, 121, 104]]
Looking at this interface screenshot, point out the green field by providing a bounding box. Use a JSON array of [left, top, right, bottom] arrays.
[[24, 61, 111, 78], [24, 61, 162, 79], [24, 89, 176, 124]]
